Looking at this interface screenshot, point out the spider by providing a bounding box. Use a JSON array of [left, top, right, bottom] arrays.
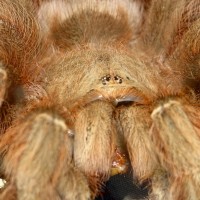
[[0, 0, 200, 199]]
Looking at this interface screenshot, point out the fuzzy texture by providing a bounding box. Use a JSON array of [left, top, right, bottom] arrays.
[[0, 0, 200, 200]]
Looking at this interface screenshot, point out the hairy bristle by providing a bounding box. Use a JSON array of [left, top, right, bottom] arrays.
[[37, 0, 144, 49], [0, 0, 44, 84]]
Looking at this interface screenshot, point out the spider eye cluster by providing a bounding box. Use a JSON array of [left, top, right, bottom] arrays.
[[114, 75, 123, 84], [101, 74, 123, 85], [101, 75, 111, 85]]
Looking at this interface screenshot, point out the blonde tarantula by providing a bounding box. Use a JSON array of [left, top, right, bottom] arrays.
[[0, 0, 200, 199]]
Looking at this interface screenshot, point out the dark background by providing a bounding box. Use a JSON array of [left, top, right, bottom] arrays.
[[95, 171, 149, 200]]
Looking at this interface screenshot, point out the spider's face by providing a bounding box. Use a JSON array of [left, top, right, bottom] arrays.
[[42, 48, 157, 108]]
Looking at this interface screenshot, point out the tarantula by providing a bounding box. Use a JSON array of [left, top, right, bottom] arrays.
[[0, 0, 200, 199]]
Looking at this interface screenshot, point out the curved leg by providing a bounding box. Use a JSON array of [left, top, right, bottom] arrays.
[[0, 110, 90, 200], [151, 100, 200, 200]]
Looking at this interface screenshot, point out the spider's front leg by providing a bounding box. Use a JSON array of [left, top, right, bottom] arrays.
[[0, 109, 90, 200], [151, 99, 200, 200]]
